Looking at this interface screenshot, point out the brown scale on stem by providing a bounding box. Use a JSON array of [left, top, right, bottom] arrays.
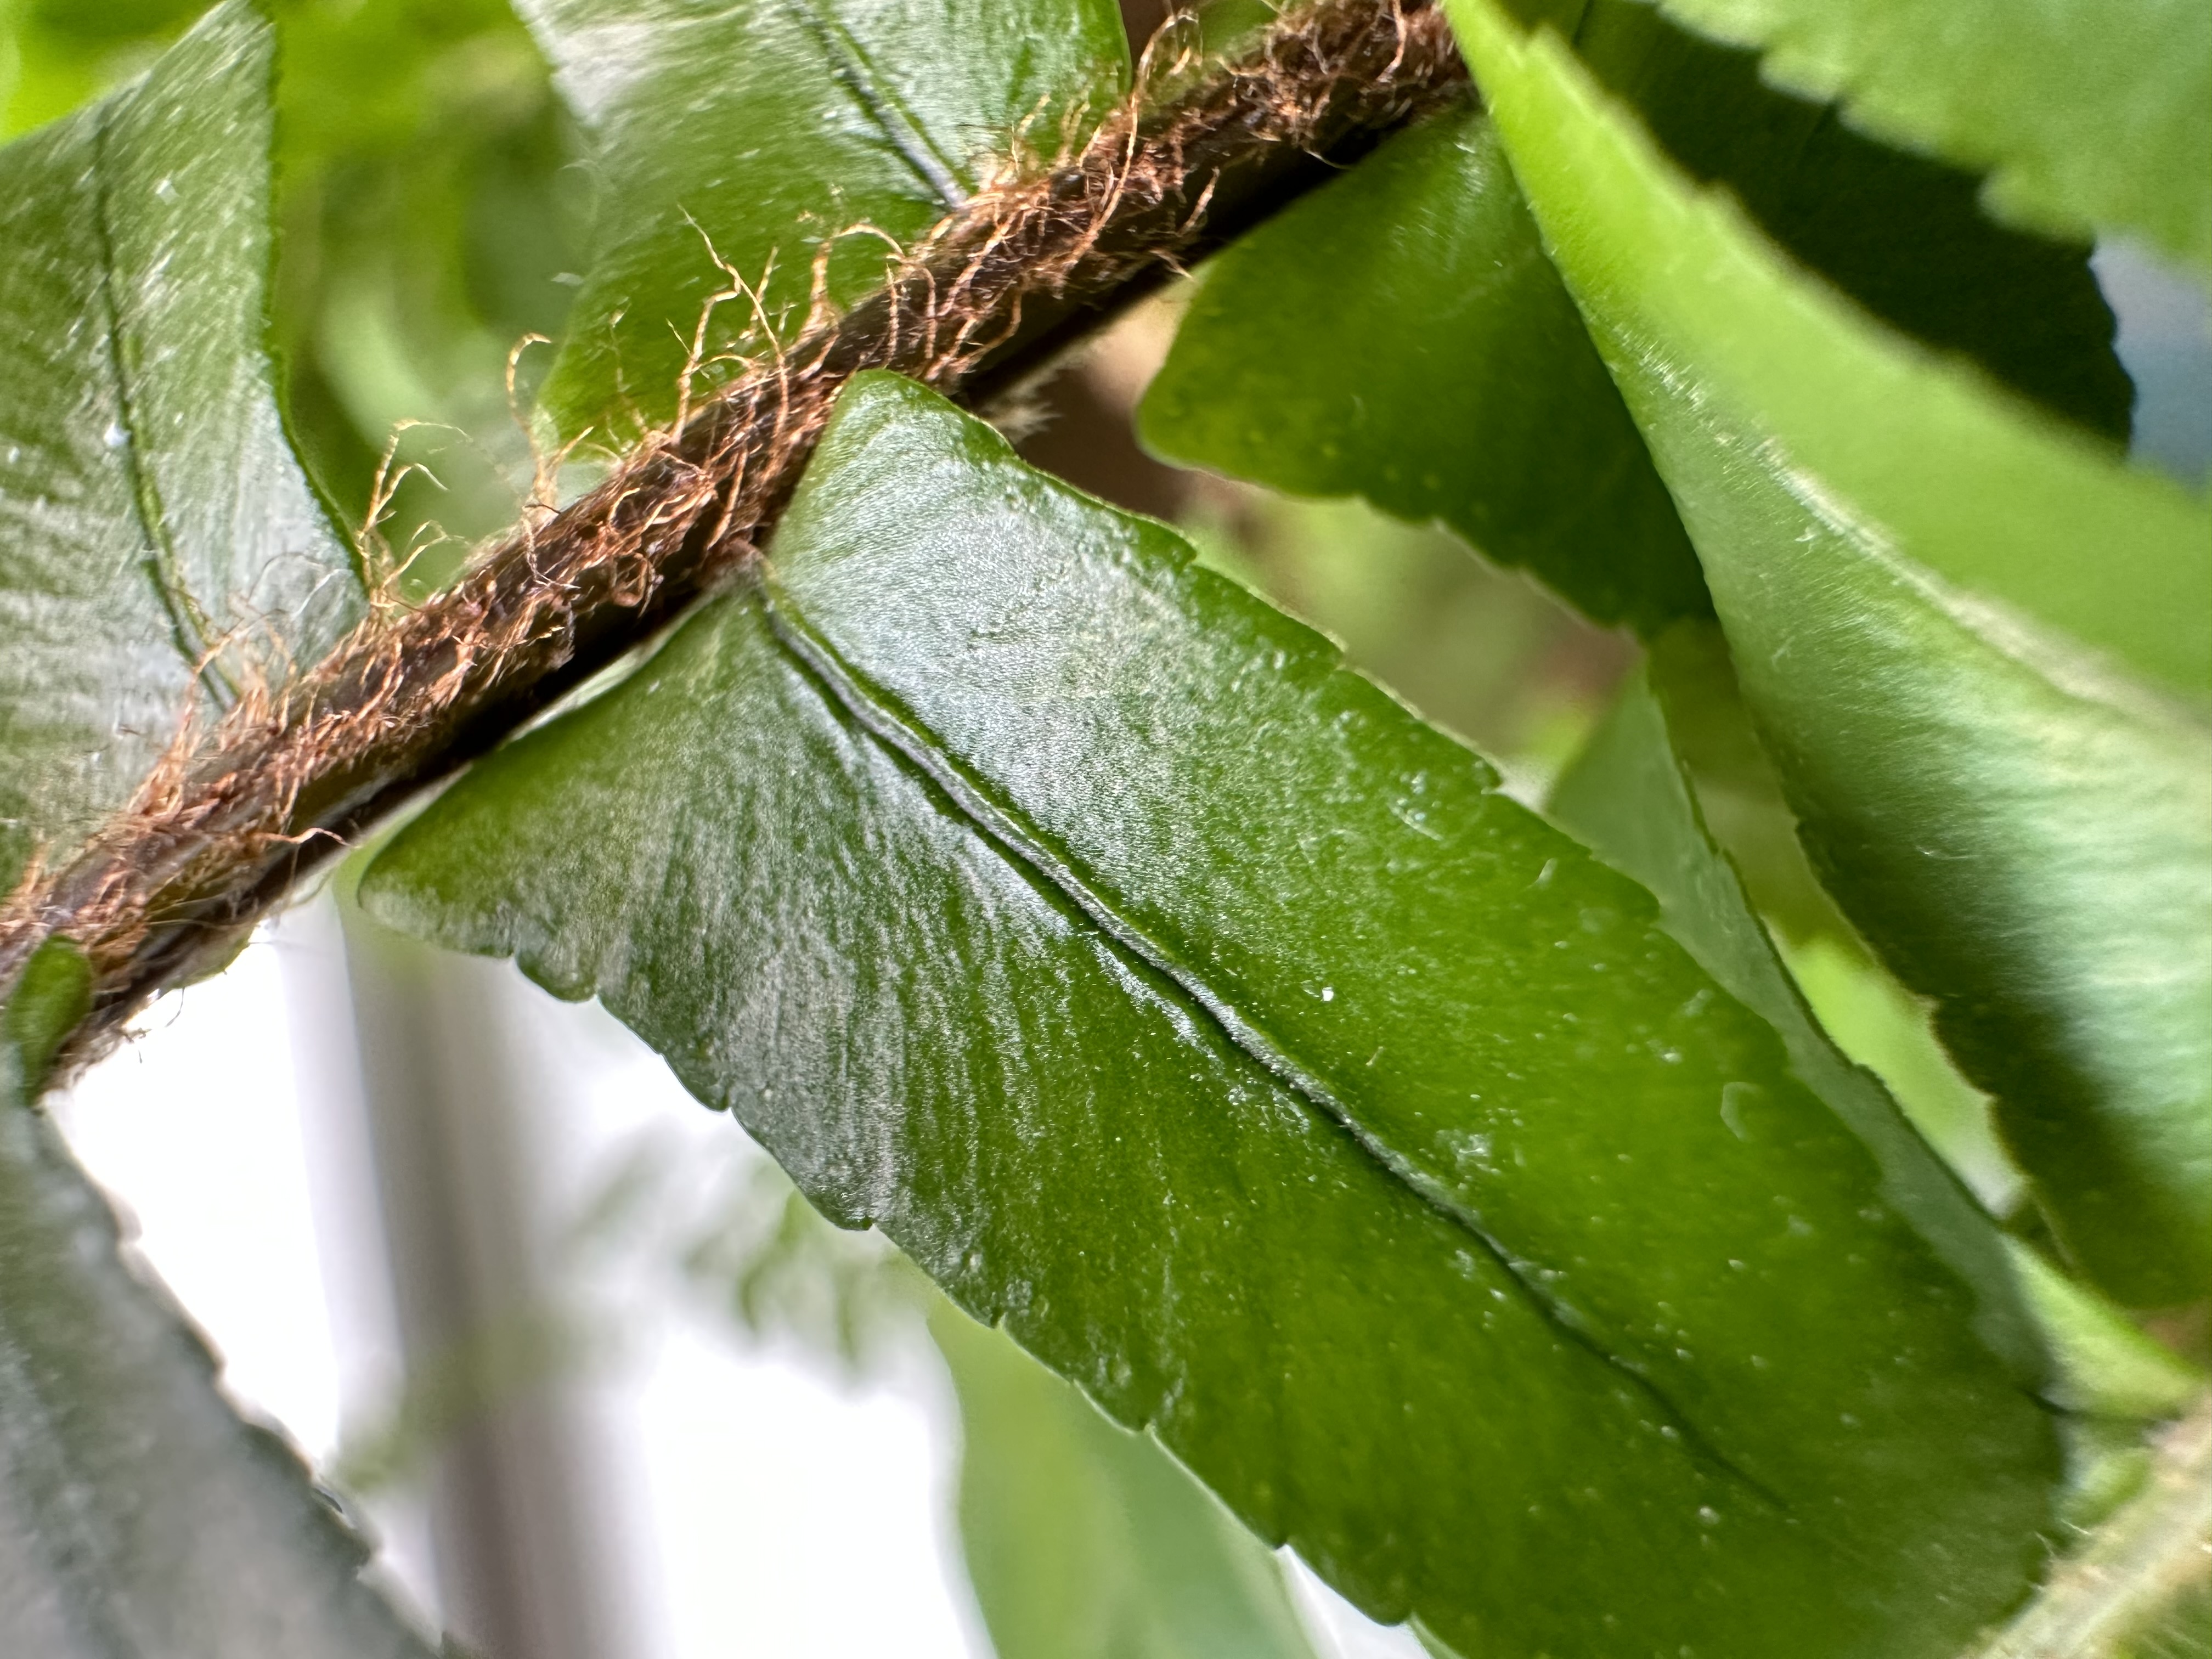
[[0, 0, 1470, 1067]]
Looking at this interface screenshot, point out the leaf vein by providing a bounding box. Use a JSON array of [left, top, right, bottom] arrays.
[[760, 586, 1799, 1522]]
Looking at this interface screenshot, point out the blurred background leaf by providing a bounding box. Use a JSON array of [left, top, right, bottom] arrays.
[[1, 0, 585, 597]]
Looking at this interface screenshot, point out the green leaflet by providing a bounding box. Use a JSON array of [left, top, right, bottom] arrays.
[[930, 1301, 1323, 1659], [1997, 1244, 2203, 1426], [521, 0, 1129, 439], [1452, 0, 2212, 1305], [0, 1, 362, 892], [1139, 104, 1708, 633], [1640, 0, 2212, 275], [0, 938, 438, 1659], [366, 371, 2059, 1659], [0, 935, 90, 1100]]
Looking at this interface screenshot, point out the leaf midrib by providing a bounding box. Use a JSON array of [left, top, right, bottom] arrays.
[[759, 582, 1804, 1527], [782, 0, 974, 210], [86, 99, 229, 712]]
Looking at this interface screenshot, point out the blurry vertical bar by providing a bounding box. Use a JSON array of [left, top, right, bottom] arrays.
[[332, 904, 630, 1659]]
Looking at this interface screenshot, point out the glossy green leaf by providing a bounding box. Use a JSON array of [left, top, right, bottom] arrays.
[[0, 1, 361, 892], [365, 370, 2060, 1658], [1139, 103, 1708, 632], [1452, 0, 2212, 1304], [1639, 0, 2212, 274], [1548, 654, 2201, 1498], [521, 0, 1129, 438], [0, 938, 438, 1659], [1546, 655, 2026, 1338], [930, 1301, 1322, 1659]]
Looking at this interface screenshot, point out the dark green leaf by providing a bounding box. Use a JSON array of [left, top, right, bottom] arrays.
[[1548, 653, 2203, 1520], [0, 939, 438, 1659], [365, 370, 2059, 1659], [1636, 0, 2212, 275], [1139, 103, 1707, 631], [1453, 0, 2212, 1304], [521, 0, 1130, 438], [1142, 0, 2132, 641], [930, 1301, 1323, 1659], [0, 1, 361, 890]]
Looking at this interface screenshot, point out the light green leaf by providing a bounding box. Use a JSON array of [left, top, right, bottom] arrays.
[[1639, 0, 2212, 275], [1781, 930, 2023, 1218], [0, 938, 438, 1659], [2000, 1244, 2204, 1426], [0, 1, 361, 891], [521, 0, 1130, 438], [365, 370, 2060, 1659], [271, 0, 586, 595], [1139, 103, 1708, 631], [930, 1301, 1322, 1659], [1536, 0, 2134, 444], [1452, 0, 2212, 1304]]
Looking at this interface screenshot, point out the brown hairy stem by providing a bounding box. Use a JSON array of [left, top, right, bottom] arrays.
[[1, 0, 1469, 1063]]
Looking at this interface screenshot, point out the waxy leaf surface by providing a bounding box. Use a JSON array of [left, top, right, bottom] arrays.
[[366, 371, 2058, 1658], [0, 2, 359, 890], [1549, 658, 2210, 1469], [0, 940, 436, 1659], [1452, 0, 2212, 1305], [521, 0, 1129, 437]]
